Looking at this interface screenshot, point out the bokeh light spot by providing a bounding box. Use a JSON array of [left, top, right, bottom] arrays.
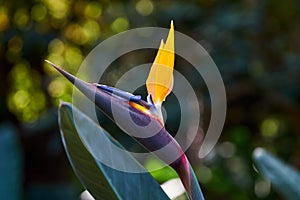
[[83, 20, 100, 44], [261, 118, 280, 138], [48, 78, 67, 97], [84, 2, 102, 19], [9, 62, 30, 85], [13, 8, 30, 28], [64, 45, 83, 70], [255, 178, 271, 198], [227, 156, 245, 174], [196, 165, 212, 184], [43, 0, 70, 19], [0, 8, 9, 31], [13, 90, 30, 109], [31, 4, 47, 21], [64, 23, 88, 45], [217, 141, 236, 158], [136, 0, 154, 16], [48, 38, 65, 55], [111, 17, 129, 33]]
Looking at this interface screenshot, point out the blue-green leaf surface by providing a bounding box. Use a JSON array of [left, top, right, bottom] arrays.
[[58, 102, 169, 200], [253, 148, 300, 200], [189, 163, 205, 200]]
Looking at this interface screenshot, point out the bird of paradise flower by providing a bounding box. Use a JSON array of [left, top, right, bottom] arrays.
[[46, 21, 204, 200]]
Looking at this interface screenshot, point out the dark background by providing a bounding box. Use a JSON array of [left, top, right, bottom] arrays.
[[0, 0, 299, 199]]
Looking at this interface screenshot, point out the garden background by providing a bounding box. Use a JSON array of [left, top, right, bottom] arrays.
[[0, 0, 300, 199]]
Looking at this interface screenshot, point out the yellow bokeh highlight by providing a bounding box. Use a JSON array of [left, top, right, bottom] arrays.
[[136, 0, 154, 16], [9, 62, 31, 88], [44, 39, 83, 75], [64, 20, 100, 45], [12, 90, 30, 109], [82, 20, 100, 44], [48, 38, 65, 55], [64, 23, 88, 45], [64, 45, 83, 70], [0, 8, 9, 31], [261, 118, 280, 138], [13, 8, 30, 28], [84, 2, 102, 19], [47, 77, 68, 98], [111, 17, 129, 33], [7, 62, 46, 122], [31, 4, 48, 21], [43, 0, 70, 19]]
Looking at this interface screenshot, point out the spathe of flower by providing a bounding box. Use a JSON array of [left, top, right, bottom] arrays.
[[146, 21, 175, 122], [46, 21, 204, 200]]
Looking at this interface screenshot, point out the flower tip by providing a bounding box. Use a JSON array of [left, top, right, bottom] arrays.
[[44, 60, 77, 84], [170, 20, 174, 29], [44, 60, 60, 70], [44, 59, 52, 65]]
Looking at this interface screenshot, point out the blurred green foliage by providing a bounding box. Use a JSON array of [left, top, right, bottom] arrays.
[[0, 0, 299, 199], [0, 123, 23, 200]]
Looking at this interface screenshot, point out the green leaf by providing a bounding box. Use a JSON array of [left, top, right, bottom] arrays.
[[189, 164, 205, 200], [253, 148, 300, 200], [58, 102, 170, 200], [144, 156, 179, 183]]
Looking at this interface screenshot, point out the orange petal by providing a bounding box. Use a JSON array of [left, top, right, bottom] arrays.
[[146, 21, 175, 106]]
